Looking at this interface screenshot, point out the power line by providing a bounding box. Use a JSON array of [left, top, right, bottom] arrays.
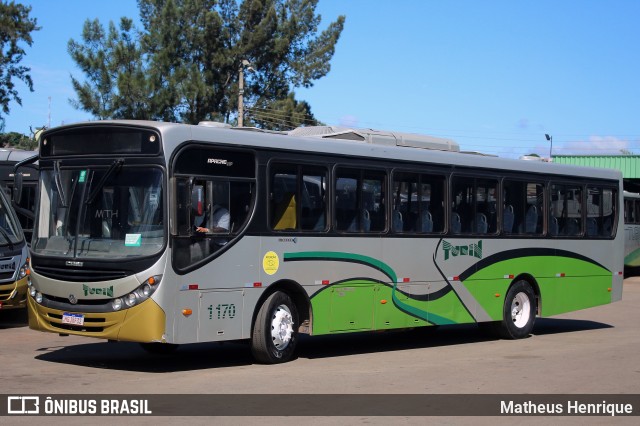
[[244, 107, 640, 156]]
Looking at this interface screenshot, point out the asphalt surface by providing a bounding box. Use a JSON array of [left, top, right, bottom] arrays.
[[1, 277, 639, 425]]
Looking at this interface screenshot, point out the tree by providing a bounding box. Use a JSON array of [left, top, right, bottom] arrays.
[[0, 130, 37, 149], [68, 18, 148, 119], [0, 1, 40, 130], [247, 91, 321, 130], [68, 0, 345, 128]]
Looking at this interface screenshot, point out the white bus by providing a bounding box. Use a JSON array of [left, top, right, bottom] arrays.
[[20, 121, 624, 363]]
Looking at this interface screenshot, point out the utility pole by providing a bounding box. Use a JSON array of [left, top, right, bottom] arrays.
[[237, 60, 254, 127], [238, 65, 244, 127], [545, 134, 553, 160]]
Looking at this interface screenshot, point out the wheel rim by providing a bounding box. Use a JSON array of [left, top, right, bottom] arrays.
[[510, 291, 531, 328], [270, 304, 294, 351]]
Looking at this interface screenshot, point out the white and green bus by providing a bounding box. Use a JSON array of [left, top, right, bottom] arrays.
[[623, 191, 640, 269], [20, 121, 623, 363]]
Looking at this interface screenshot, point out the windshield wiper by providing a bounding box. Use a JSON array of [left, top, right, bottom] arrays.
[[86, 159, 124, 204], [0, 226, 14, 250], [54, 160, 68, 207]]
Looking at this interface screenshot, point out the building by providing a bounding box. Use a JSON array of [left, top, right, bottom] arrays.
[[552, 155, 640, 192]]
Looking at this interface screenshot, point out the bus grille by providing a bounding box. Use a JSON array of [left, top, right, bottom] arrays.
[[0, 271, 16, 283], [46, 312, 106, 333], [33, 266, 131, 282]]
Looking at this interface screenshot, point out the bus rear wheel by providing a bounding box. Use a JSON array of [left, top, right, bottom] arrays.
[[498, 280, 536, 339], [251, 291, 299, 364]]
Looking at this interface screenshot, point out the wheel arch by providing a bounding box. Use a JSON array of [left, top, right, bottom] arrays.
[[251, 279, 311, 334]]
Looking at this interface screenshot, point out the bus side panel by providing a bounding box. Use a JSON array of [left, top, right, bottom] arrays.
[[199, 289, 244, 342], [169, 238, 261, 343], [462, 255, 614, 320], [173, 289, 200, 344]]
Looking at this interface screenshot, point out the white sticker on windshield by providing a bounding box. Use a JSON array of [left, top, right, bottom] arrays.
[[125, 234, 142, 247]]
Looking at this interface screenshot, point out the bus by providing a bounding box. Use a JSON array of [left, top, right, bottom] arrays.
[[0, 167, 30, 311], [623, 191, 640, 270], [0, 148, 38, 242], [19, 121, 623, 363]]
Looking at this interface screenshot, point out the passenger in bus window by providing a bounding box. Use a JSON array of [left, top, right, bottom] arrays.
[[195, 182, 230, 233], [195, 204, 230, 233]]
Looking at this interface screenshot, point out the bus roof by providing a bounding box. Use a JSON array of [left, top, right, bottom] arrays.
[[43, 120, 622, 182], [0, 148, 38, 163], [287, 125, 460, 152]]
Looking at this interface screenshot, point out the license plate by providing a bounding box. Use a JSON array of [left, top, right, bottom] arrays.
[[62, 312, 84, 326]]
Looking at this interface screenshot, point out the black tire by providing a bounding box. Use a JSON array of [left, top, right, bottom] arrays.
[[251, 291, 299, 364], [139, 342, 179, 355], [498, 280, 536, 339]]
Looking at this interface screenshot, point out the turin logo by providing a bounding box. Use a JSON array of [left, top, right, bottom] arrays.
[[442, 240, 482, 261]]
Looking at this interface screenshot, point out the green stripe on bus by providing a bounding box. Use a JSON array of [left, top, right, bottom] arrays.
[[284, 251, 397, 282], [284, 251, 461, 331]]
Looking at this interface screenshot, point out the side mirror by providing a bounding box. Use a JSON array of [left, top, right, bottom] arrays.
[[13, 171, 23, 205]]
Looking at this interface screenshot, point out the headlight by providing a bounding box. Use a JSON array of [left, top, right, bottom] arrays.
[[131, 275, 161, 301], [112, 298, 123, 311], [142, 284, 152, 297], [30, 287, 36, 297], [35, 292, 43, 303], [18, 258, 29, 279], [124, 293, 137, 307]]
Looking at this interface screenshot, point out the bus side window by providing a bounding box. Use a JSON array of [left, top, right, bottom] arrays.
[[393, 172, 445, 234], [550, 184, 583, 237], [270, 165, 327, 232], [502, 180, 544, 236], [587, 186, 616, 238], [273, 192, 297, 230], [335, 168, 386, 233]]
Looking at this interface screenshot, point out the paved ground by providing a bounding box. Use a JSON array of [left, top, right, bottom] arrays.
[[1, 278, 639, 425]]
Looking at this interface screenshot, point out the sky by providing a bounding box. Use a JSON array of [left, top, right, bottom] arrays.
[[3, 0, 640, 159]]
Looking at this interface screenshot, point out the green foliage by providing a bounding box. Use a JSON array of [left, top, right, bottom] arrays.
[[0, 1, 40, 129], [68, 0, 345, 129], [68, 18, 148, 119], [0, 130, 37, 150], [247, 92, 321, 130]]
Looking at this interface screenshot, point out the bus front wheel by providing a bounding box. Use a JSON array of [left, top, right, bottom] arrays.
[[498, 280, 536, 339], [251, 291, 299, 364]]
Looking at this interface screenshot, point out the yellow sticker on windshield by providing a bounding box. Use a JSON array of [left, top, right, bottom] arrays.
[[262, 251, 279, 276]]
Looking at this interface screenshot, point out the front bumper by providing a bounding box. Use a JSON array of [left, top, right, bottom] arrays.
[[0, 277, 28, 310], [28, 295, 167, 343]]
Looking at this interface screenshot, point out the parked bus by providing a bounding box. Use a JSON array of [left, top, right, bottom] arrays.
[[0, 167, 30, 311], [623, 191, 640, 271], [0, 148, 38, 242], [19, 121, 623, 363]]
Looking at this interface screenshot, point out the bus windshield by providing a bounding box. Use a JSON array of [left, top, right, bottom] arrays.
[[33, 165, 164, 259], [0, 189, 23, 246]]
